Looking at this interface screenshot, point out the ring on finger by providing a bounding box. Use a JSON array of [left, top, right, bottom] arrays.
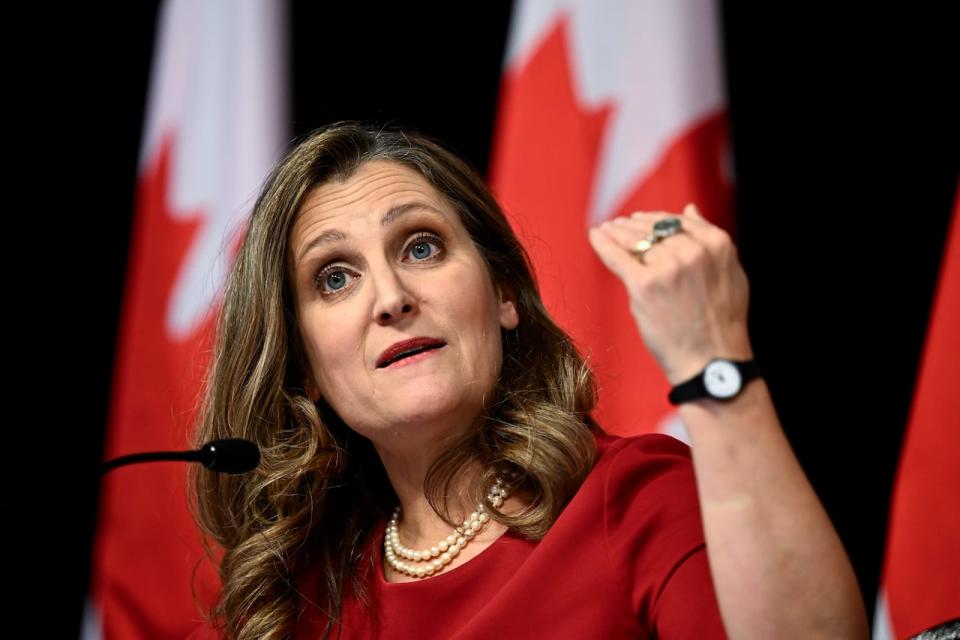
[[629, 216, 684, 263]]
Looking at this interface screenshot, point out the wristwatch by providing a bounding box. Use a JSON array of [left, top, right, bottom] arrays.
[[668, 358, 762, 405]]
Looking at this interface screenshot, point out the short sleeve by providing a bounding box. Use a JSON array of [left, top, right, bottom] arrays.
[[652, 546, 727, 637], [602, 434, 726, 638]]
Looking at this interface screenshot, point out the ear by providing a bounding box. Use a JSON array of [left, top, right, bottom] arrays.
[[495, 281, 520, 330]]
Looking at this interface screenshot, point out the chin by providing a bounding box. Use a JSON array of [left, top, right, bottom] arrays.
[[390, 391, 482, 426]]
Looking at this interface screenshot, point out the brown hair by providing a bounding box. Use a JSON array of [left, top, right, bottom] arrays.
[[189, 121, 602, 639]]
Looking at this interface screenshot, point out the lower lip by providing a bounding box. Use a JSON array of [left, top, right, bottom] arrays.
[[381, 345, 446, 369]]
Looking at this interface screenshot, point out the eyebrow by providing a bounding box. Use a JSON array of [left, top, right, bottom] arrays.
[[296, 201, 446, 263]]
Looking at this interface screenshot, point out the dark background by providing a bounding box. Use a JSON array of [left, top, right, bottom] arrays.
[[10, 3, 956, 636]]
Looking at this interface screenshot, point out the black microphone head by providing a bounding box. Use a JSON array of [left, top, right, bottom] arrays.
[[199, 439, 260, 474]]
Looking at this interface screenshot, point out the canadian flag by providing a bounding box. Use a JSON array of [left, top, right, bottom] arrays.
[[86, 1, 287, 637], [489, 0, 733, 439], [873, 187, 960, 639]]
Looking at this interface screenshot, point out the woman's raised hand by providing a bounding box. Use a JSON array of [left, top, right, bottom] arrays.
[[587, 204, 754, 386]]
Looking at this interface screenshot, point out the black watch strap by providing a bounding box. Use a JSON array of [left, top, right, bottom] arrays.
[[668, 359, 762, 405]]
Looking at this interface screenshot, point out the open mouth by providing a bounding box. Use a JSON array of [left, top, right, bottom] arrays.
[[378, 343, 445, 368]]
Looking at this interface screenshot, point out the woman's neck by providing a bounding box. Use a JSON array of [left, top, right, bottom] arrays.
[[375, 442, 487, 546]]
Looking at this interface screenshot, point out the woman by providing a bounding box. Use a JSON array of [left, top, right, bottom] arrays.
[[188, 121, 867, 639]]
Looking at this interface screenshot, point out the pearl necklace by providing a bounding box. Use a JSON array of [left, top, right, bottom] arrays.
[[383, 475, 509, 579]]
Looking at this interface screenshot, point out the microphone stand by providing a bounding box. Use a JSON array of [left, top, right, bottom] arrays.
[[99, 439, 261, 475]]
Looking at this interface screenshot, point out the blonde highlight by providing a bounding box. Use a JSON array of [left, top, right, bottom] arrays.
[[189, 121, 604, 639]]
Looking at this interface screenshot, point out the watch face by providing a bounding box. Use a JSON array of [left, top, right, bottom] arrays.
[[704, 360, 742, 398]]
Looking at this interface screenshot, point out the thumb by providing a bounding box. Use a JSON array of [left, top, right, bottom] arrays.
[[684, 203, 705, 219]]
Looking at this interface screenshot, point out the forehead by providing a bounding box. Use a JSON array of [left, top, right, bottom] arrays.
[[295, 160, 444, 228]]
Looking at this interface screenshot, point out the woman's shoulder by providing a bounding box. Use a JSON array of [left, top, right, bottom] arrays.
[[588, 428, 703, 552], [588, 429, 716, 627], [592, 428, 694, 468]]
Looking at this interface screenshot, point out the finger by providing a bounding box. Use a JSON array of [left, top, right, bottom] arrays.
[[678, 204, 735, 252], [587, 225, 646, 283], [626, 212, 709, 240], [684, 203, 705, 220], [630, 209, 676, 220], [603, 215, 707, 262], [631, 206, 711, 231], [629, 211, 725, 255]]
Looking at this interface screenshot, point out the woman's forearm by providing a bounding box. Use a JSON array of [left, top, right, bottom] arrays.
[[586, 210, 867, 636], [678, 375, 869, 639]]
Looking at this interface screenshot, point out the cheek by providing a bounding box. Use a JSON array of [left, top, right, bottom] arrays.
[[452, 273, 504, 360], [299, 312, 361, 391]]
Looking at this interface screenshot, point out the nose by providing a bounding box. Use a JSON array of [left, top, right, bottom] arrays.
[[371, 261, 417, 325]]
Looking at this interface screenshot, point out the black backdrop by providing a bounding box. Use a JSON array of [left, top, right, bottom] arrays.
[[11, 3, 956, 637]]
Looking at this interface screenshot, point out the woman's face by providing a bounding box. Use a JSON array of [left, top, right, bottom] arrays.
[[289, 160, 519, 453]]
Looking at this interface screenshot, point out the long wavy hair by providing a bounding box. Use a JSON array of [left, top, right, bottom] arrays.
[[189, 121, 603, 639]]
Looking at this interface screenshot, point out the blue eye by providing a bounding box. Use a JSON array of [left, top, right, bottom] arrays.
[[314, 267, 356, 294], [407, 234, 443, 261], [312, 232, 444, 296]]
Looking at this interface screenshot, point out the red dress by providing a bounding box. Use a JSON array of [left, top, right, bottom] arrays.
[[188, 432, 727, 639]]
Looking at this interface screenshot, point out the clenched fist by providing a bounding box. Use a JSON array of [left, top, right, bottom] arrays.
[[587, 204, 754, 386]]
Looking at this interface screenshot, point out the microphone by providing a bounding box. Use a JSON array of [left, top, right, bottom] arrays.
[[100, 438, 260, 475]]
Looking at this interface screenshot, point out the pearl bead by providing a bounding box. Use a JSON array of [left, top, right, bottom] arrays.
[[385, 474, 510, 579]]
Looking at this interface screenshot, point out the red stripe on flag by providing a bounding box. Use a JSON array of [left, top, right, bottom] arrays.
[[91, 136, 222, 638], [490, 15, 733, 435], [881, 184, 960, 637]]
